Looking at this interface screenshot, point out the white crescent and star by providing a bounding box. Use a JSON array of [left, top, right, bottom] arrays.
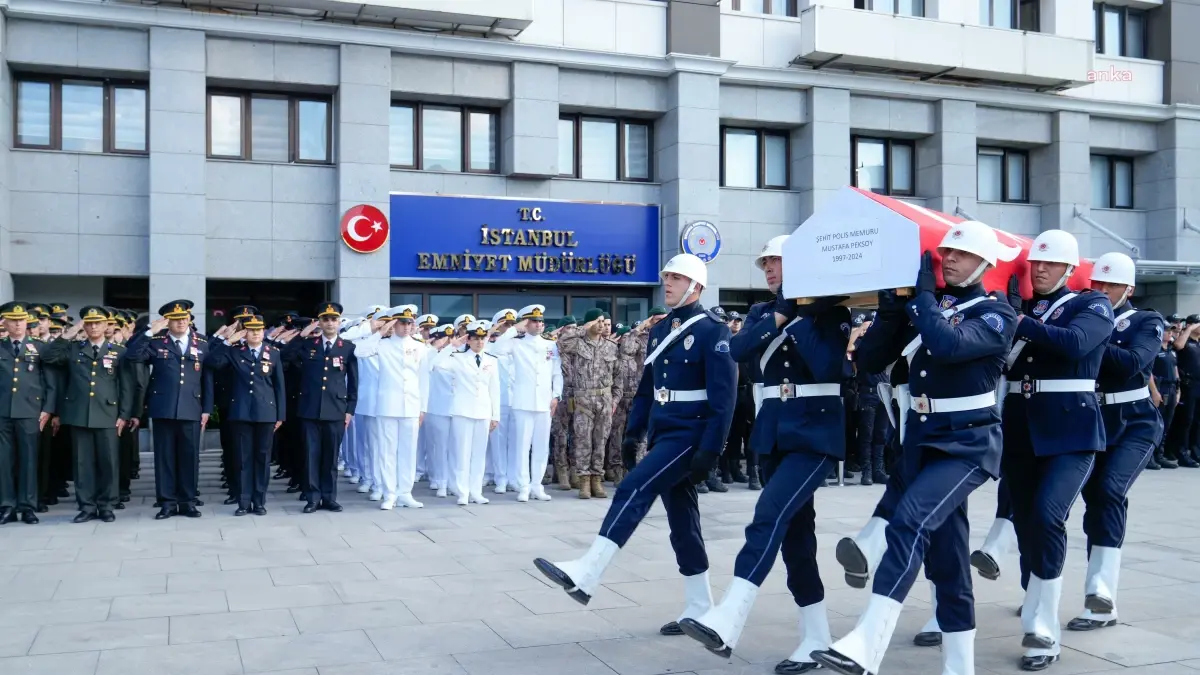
[[346, 215, 384, 243]]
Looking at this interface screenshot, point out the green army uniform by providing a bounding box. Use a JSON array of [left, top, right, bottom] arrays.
[[0, 302, 59, 523]]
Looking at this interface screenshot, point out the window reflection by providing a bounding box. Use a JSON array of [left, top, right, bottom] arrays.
[[61, 82, 104, 153], [422, 107, 463, 172], [558, 118, 576, 176], [210, 95, 243, 157], [724, 129, 758, 188], [112, 87, 147, 152], [16, 81, 51, 147], [855, 139, 887, 193], [624, 123, 650, 180], [298, 100, 328, 162], [251, 97, 289, 162], [581, 119, 618, 181], [430, 294, 472, 320], [469, 111, 497, 172]]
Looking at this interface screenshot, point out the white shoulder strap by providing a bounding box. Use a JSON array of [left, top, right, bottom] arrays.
[[759, 316, 804, 374], [901, 295, 995, 366], [1006, 292, 1078, 369], [1114, 308, 1137, 326], [644, 313, 708, 366]]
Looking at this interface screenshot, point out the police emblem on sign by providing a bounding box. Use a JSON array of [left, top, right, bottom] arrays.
[[1033, 300, 1050, 316], [950, 313, 964, 327], [1117, 319, 1130, 332], [1051, 307, 1065, 320], [684, 335, 694, 350]]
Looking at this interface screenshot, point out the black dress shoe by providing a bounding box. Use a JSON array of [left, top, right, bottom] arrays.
[[57, 487, 70, 498], [1180, 455, 1200, 468], [223, 497, 238, 506], [253, 506, 267, 516], [677, 617, 732, 658], [914, 631, 942, 646], [45, 496, 59, 506], [533, 558, 592, 605], [153, 501, 162, 508], [195, 499, 205, 507], [220, 482, 229, 490], [274, 469, 287, 479], [131, 471, 140, 480], [970, 550, 1001, 581], [73, 511, 96, 524], [155, 507, 174, 520], [1022, 633, 1054, 650], [36, 504, 49, 513], [234, 508, 248, 517], [21, 511, 39, 524], [180, 506, 202, 518], [114, 502, 125, 510], [323, 501, 343, 512], [1067, 616, 1116, 631], [1021, 654, 1060, 671], [120, 495, 131, 502], [1159, 455, 1179, 469], [99, 511, 115, 523], [0, 509, 14, 525], [810, 648, 866, 675], [835, 537, 870, 588], [659, 621, 683, 636], [286, 485, 302, 494], [302, 503, 318, 514], [775, 659, 822, 674]]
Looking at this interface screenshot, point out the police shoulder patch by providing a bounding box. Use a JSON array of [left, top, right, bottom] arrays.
[[981, 312, 1006, 333], [840, 322, 851, 337], [715, 340, 731, 354], [1089, 302, 1113, 319]]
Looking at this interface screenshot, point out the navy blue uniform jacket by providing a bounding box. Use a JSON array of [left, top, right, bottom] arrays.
[[1006, 288, 1113, 456], [857, 284, 1016, 478], [207, 341, 288, 424], [624, 302, 737, 458], [1097, 306, 1164, 446], [282, 336, 358, 421], [730, 300, 849, 459], [124, 331, 214, 421]]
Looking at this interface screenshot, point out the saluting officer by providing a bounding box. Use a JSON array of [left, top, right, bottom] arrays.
[[435, 319, 501, 505], [533, 254, 736, 625], [1065, 253, 1164, 633], [679, 235, 848, 668], [993, 230, 1112, 672], [125, 300, 214, 520], [42, 306, 134, 523], [0, 302, 57, 525], [208, 314, 287, 516], [217, 305, 257, 506], [282, 302, 358, 513], [812, 221, 1019, 675], [1149, 315, 1181, 469]]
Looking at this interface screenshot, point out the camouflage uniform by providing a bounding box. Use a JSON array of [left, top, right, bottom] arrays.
[[605, 331, 643, 479], [560, 330, 623, 483], [550, 326, 579, 488]]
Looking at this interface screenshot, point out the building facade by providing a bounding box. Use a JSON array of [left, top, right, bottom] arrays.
[[1, 0, 1199, 325]]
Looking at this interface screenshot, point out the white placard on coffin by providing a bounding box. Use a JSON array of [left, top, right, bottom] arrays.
[[782, 186, 921, 300]]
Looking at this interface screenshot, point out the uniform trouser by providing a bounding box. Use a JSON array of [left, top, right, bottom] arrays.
[[995, 475, 1013, 520], [118, 424, 138, 498], [1158, 386, 1178, 454], [605, 397, 633, 474], [377, 416, 420, 499], [301, 419, 344, 505], [152, 418, 201, 510], [283, 414, 302, 483], [424, 414, 452, 488], [572, 394, 614, 477], [598, 436, 709, 576], [511, 409, 551, 491], [341, 416, 356, 476], [855, 402, 879, 471], [70, 426, 119, 514], [489, 406, 514, 488], [356, 415, 378, 491], [231, 421, 274, 509], [220, 418, 237, 497], [733, 451, 830, 606], [36, 425, 54, 505], [723, 394, 755, 475], [450, 416, 489, 498], [1081, 428, 1159, 550], [1004, 449, 1095, 583], [873, 455, 988, 633], [416, 421, 428, 478], [1168, 392, 1198, 457], [869, 453, 948, 601], [0, 416, 40, 511], [552, 401, 573, 477]]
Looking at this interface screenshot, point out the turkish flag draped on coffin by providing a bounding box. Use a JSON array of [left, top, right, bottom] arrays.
[[781, 186, 1094, 302]]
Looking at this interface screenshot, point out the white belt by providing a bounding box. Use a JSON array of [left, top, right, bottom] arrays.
[[1102, 386, 1150, 405], [909, 392, 996, 414], [654, 388, 707, 403], [761, 383, 841, 401], [1007, 379, 1096, 395]]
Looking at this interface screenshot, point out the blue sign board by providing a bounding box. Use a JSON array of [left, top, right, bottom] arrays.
[[389, 194, 661, 285]]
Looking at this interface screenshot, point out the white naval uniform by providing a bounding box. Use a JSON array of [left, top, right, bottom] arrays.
[[338, 323, 371, 479], [435, 347, 501, 504], [488, 330, 562, 498], [486, 338, 516, 491], [425, 346, 457, 496], [356, 332, 429, 503], [351, 333, 383, 498]]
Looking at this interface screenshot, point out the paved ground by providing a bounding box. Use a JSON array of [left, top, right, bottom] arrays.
[[3, 451, 1200, 675]]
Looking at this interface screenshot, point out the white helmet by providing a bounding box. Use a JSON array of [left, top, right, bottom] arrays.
[[661, 253, 708, 309], [1027, 230, 1080, 266], [755, 235, 788, 270], [1091, 252, 1136, 287], [937, 220, 1021, 287]]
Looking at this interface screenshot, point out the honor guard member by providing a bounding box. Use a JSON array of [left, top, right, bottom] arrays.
[[486, 308, 518, 492], [533, 254, 736, 638], [283, 303, 358, 513], [208, 314, 287, 516], [42, 307, 134, 523], [488, 305, 563, 502], [218, 305, 258, 505], [0, 302, 58, 524], [435, 320, 501, 504], [1150, 316, 1181, 469], [1066, 253, 1164, 632], [811, 222, 1019, 675], [679, 235, 848, 670], [124, 300, 213, 520], [994, 229, 1112, 672]]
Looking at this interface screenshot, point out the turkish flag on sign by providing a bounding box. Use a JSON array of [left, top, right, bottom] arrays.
[[852, 188, 1095, 300]]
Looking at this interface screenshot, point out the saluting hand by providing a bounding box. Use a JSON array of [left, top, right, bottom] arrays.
[[1006, 274, 1023, 314], [916, 251, 937, 295], [150, 317, 169, 334], [63, 321, 84, 340], [227, 329, 247, 345]]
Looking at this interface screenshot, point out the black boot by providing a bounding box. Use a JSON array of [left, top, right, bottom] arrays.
[[731, 463, 748, 483], [706, 470, 728, 493], [859, 445, 873, 486], [1180, 450, 1200, 468], [872, 449, 890, 484], [747, 466, 762, 490], [1158, 450, 1179, 469], [1145, 453, 1161, 470], [720, 467, 733, 484]]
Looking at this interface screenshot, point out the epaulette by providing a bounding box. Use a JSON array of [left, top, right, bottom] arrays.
[[195, 334, 208, 342], [482, 351, 498, 359], [413, 335, 425, 343]]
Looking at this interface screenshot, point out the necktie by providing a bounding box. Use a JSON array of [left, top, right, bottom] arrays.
[[92, 346, 100, 361], [12, 341, 20, 359], [475, 354, 481, 368], [324, 341, 332, 356]]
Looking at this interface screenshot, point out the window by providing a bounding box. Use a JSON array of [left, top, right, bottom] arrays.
[[852, 136, 914, 196], [1094, 4, 1146, 58], [730, 0, 798, 16], [1091, 155, 1134, 209], [558, 115, 652, 182], [14, 76, 147, 153], [720, 128, 789, 189], [853, 0, 925, 16], [207, 92, 331, 163], [388, 103, 498, 173], [980, 0, 1038, 30], [977, 147, 1028, 203]]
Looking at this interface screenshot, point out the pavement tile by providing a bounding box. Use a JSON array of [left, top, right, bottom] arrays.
[[108, 591, 228, 620], [0, 651, 101, 675], [318, 655, 467, 675], [53, 575, 166, 600], [365, 620, 508, 659], [484, 611, 631, 648], [95, 641, 243, 675], [119, 556, 221, 576], [238, 629, 381, 673], [1062, 623, 1200, 667], [29, 617, 167, 655], [225, 583, 343, 612], [400, 592, 533, 624], [268, 562, 375, 586], [0, 626, 39, 659], [579, 637, 748, 675], [169, 608, 297, 644], [432, 570, 552, 595], [452, 643, 620, 675], [289, 601, 419, 634], [217, 551, 317, 571]]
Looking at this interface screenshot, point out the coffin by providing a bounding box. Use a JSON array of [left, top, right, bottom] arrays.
[[781, 187, 1094, 306]]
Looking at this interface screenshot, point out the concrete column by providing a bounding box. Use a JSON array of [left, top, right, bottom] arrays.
[[0, 14, 13, 303], [503, 62, 559, 177], [1031, 111, 1091, 251], [657, 70, 721, 306], [333, 44, 392, 312], [794, 87, 850, 221], [1143, 118, 1200, 310], [148, 28, 208, 320], [918, 99, 977, 216]]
